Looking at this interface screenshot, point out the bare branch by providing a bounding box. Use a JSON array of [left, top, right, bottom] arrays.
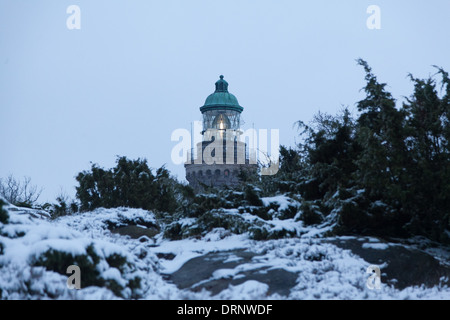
[[0, 175, 43, 207]]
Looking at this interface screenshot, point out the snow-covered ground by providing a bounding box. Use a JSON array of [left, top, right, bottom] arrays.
[[0, 204, 449, 300]]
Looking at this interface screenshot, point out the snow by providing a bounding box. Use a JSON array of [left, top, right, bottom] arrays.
[[30, 239, 89, 258], [152, 233, 249, 274], [362, 243, 390, 250], [212, 268, 239, 279], [215, 281, 270, 300], [1, 205, 449, 300], [223, 255, 244, 263], [261, 195, 295, 211], [177, 217, 197, 227], [102, 268, 127, 287], [265, 218, 297, 232], [60, 207, 158, 232], [0, 207, 175, 299]]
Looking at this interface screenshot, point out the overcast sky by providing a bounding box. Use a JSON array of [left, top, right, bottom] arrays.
[[1, 0, 449, 202]]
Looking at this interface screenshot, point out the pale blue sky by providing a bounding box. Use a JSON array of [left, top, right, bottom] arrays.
[[1, 0, 449, 202]]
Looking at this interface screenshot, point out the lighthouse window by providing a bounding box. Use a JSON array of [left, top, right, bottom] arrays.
[[215, 169, 221, 176], [212, 114, 231, 130], [224, 169, 230, 177]]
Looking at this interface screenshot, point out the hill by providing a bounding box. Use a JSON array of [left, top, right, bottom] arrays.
[[1, 200, 449, 300]]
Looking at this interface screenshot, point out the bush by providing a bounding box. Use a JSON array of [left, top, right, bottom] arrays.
[[0, 200, 5, 254], [337, 201, 369, 233], [76, 157, 180, 214], [0, 176, 42, 208], [197, 210, 251, 235], [164, 222, 183, 240], [49, 192, 79, 219], [247, 206, 271, 221], [298, 201, 324, 226], [163, 208, 257, 240], [32, 245, 141, 298], [244, 186, 263, 206], [33, 245, 103, 287], [257, 62, 450, 243], [249, 226, 296, 240], [0, 199, 8, 224], [278, 203, 300, 220]]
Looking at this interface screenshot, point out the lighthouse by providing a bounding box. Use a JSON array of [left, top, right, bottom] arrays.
[[185, 75, 257, 192]]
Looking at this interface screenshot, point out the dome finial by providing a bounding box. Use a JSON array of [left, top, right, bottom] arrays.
[[215, 75, 228, 92]]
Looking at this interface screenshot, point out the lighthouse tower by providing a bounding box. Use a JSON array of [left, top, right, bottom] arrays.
[[185, 75, 257, 191]]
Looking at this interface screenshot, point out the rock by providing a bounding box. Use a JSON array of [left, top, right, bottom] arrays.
[[168, 250, 298, 296], [156, 253, 176, 260], [329, 237, 450, 289]]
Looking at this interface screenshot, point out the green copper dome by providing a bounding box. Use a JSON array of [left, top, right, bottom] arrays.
[[200, 75, 243, 113]]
